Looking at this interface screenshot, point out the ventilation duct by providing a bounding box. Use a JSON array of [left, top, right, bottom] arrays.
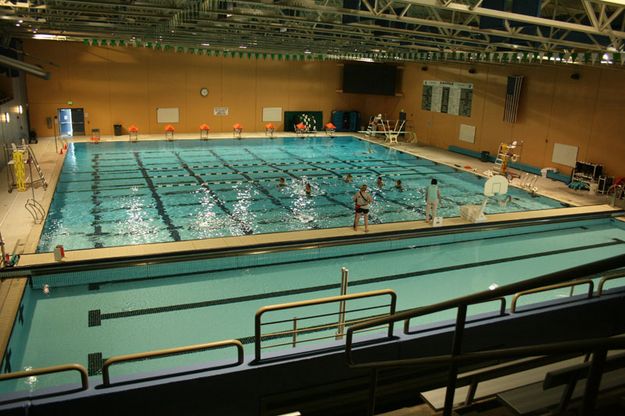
[[0, 54, 50, 80]]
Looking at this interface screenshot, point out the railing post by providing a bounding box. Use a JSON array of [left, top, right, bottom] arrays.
[[443, 304, 467, 416], [581, 348, 606, 416], [255, 310, 262, 362], [0, 232, 6, 268], [292, 317, 298, 348], [336, 267, 349, 340], [367, 368, 378, 416]]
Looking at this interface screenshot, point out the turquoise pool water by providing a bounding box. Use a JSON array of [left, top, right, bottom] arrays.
[[37, 137, 563, 252], [4, 217, 625, 394]]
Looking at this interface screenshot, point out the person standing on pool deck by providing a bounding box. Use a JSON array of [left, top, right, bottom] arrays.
[[353, 184, 373, 232], [425, 178, 441, 223]]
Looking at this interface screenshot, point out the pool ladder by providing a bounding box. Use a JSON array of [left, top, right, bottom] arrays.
[[610, 185, 624, 207]]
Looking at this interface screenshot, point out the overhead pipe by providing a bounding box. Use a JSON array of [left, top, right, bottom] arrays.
[[0, 54, 50, 80]]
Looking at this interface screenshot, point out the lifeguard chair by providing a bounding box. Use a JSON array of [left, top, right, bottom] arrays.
[[265, 123, 275, 138], [295, 121, 307, 136], [200, 124, 210, 140], [494, 140, 523, 176], [90, 128, 100, 144], [324, 122, 336, 136], [165, 124, 175, 141], [128, 125, 139, 142], [233, 123, 243, 139]]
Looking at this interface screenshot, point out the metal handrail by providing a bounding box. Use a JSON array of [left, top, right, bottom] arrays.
[[347, 254, 625, 364], [597, 270, 625, 296], [102, 339, 244, 386], [2, 210, 620, 280], [404, 296, 507, 331], [0, 363, 88, 401], [25, 199, 46, 224], [345, 253, 625, 416], [510, 279, 594, 313], [264, 314, 391, 350], [255, 289, 396, 362]]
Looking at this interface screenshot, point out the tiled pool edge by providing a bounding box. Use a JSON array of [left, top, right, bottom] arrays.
[[355, 133, 584, 208], [16, 204, 622, 268], [23, 149, 67, 254]]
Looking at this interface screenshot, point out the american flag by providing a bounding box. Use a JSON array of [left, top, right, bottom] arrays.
[[503, 75, 524, 123]]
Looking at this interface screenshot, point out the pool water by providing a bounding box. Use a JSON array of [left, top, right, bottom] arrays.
[[5, 217, 625, 393], [37, 137, 563, 252]]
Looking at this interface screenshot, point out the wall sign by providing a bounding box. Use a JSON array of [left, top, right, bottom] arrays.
[[156, 107, 179, 123], [459, 124, 476, 143], [422, 81, 473, 117], [262, 107, 282, 122], [213, 107, 229, 116]]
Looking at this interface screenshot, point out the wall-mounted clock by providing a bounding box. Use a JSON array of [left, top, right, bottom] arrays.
[[200, 87, 209, 97]]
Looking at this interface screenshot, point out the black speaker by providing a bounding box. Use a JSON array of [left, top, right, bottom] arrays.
[[571, 73, 581, 80]]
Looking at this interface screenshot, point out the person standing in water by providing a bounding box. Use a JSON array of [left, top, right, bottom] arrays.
[[425, 178, 441, 223], [353, 184, 373, 232], [395, 179, 403, 191]]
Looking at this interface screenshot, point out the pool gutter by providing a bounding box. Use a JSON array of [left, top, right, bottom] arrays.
[[2, 205, 623, 278]]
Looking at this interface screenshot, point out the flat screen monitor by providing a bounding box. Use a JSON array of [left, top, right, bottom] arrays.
[[342, 63, 397, 96]]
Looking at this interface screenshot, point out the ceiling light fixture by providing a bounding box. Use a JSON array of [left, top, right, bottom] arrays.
[[598, 0, 625, 5], [33, 34, 66, 40]]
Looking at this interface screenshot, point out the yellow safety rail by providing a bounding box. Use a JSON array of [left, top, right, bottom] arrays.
[[510, 279, 594, 313], [102, 339, 244, 386], [12, 150, 26, 192], [255, 289, 397, 362], [0, 363, 89, 404]]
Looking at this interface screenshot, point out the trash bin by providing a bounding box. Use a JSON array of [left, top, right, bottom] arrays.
[[113, 124, 122, 136], [480, 151, 490, 162]]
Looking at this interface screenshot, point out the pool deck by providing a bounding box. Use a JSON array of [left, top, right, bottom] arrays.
[[0, 132, 622, 361]]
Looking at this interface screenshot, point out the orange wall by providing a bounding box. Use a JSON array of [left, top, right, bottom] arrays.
[[24, 40, 625, 178], [24, 41, 363, 137], [361, 61, 625, 178]]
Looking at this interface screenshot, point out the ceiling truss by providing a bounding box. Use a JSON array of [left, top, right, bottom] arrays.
[[0, 0, 623, 62]]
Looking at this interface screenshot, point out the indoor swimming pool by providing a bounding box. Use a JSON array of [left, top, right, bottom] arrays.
[[4, 215, 625, 395], [37, 136, 564, 252]]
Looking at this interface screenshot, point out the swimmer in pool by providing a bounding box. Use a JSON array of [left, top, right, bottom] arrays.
[[395, 179, 403, 191]]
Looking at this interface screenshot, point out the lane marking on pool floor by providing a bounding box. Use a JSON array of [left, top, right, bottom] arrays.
[[134, 152, 181, 242], [86, 238, 625, 327]]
